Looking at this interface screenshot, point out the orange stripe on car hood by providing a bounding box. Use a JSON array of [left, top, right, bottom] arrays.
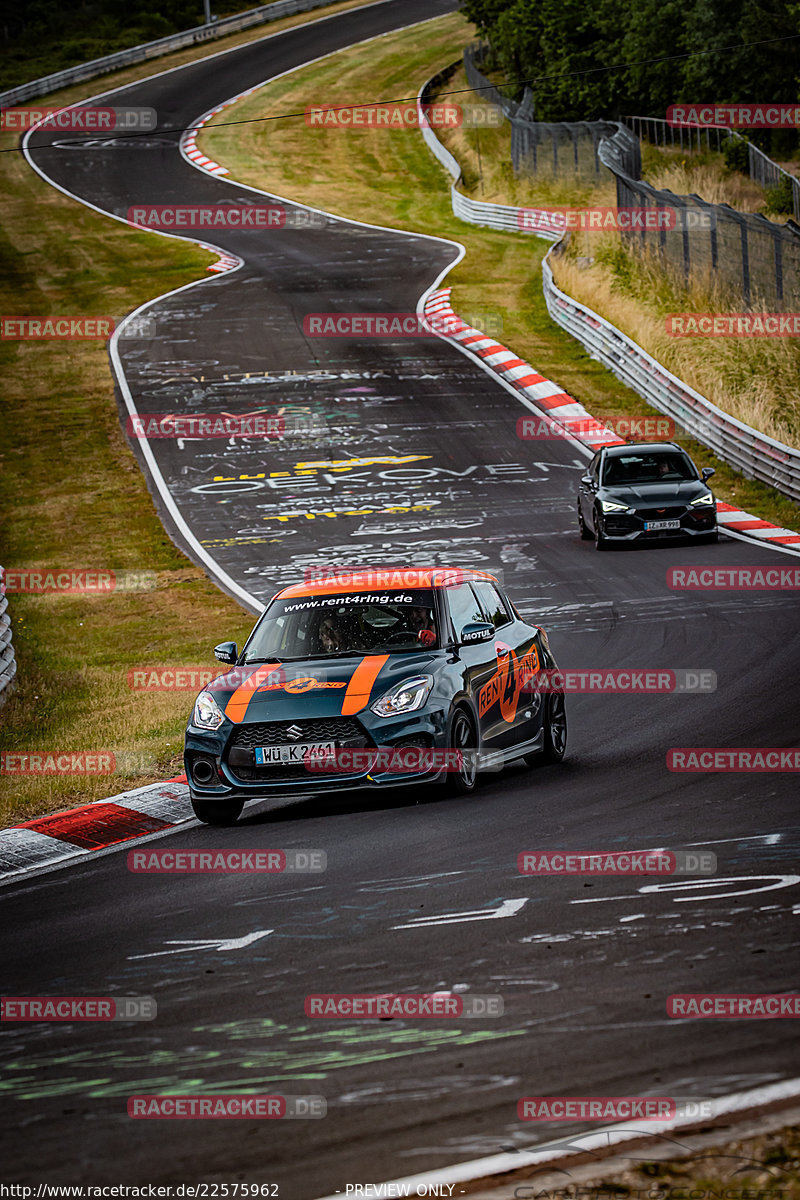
[[224, 663, 283, 724], [341, 655, 389, 716]]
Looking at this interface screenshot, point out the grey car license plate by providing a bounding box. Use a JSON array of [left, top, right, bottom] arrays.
[[255, 741, 335, 765], [644, 519, 681, 531]]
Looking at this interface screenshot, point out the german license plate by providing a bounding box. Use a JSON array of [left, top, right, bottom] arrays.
[[255, 741, 335, 765], [644, 519, 681, 531]]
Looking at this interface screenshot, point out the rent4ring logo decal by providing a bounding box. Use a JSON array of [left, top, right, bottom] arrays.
[[256, 676, 346, 693], [479, 645, 541, 722]]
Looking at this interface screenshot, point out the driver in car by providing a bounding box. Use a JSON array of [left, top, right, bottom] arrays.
[[319, 616, 344, 653], [408, 605, 436, 646]]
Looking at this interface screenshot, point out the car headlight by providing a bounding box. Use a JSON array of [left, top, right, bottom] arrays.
[[192, 690, 226, 730], [600, 499, 632, 513], [690, 492, 715, 506], [370, 675, 433, 718]]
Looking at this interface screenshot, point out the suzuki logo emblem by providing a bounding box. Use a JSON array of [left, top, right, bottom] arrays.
[[286, 724, 303, 740]]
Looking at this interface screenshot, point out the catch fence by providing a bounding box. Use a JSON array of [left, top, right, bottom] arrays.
[[462, 45, 800, 310]]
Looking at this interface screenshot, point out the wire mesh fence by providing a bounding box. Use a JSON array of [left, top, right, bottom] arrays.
[[625, 115, 800, 221], [600, 126, 800, 309], [463, 45, 619, 182], [462, 45, 800, 311]]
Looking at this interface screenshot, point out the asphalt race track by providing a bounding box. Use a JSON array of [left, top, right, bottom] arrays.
[[6, 0, 800, 1194]]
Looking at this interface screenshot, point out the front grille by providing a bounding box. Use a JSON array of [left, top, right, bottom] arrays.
[[228, 717, 372, 784], [231, 717, 369, 750], [636, 506, 686, 520]]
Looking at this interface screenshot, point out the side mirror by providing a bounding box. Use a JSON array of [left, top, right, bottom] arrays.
[[580, 475, 593, 488], [701, 467, 715, 482], [214, 641, 238, 664], [460, 621, 495, 645]]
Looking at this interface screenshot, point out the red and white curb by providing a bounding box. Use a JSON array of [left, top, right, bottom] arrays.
[[181, 81, 267, 180], [0, 777, 193, 881], [182, 112, 229, 177], [425, 288, 625, 450], [424, 288, 800, 548], [715, 500, 800, 546], [180, 95, 263, 275]]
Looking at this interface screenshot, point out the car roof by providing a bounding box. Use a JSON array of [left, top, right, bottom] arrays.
[[602, 442, 683, 456], [276, 568, 499, 600]]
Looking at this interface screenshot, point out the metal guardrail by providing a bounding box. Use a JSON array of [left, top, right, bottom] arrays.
[[417, 72, 562, 240], [0, 567, 17, 708], [418, 68, 800, 503], [541, 253, 800, 501], [0, 0, 340, 107]]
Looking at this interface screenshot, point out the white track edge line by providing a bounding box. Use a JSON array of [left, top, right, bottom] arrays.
[[312, 1077, 800, 1199]]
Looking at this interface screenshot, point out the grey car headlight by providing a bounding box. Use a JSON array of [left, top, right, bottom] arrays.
[[192, 690, 226, 730], [370, 675, 433, 718]]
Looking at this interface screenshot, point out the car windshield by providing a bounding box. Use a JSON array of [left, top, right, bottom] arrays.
[[241, 589, 439, 661], [602, 451, 696, 486]]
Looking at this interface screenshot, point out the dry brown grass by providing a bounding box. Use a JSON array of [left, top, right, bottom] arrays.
[[552, 231, 800, 448], [644, 154, 769, 211]]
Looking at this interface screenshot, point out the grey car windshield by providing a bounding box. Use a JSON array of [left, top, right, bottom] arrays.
[[602, 452, 696, 486], [242, 589, 439, 660]]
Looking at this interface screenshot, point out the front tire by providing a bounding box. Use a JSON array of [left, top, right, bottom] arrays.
[[191, 796, 245, 825], [446, 708, 478, 795], [593, 509, 609, 551]]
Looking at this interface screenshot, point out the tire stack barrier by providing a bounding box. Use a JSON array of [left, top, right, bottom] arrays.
[[0, 567, 17, 708]]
